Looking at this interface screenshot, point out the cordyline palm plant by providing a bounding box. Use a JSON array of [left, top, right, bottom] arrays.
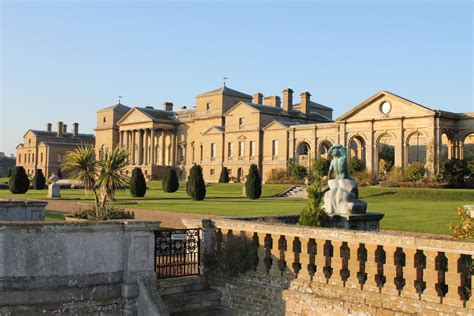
[[62, 144, 129, 218]]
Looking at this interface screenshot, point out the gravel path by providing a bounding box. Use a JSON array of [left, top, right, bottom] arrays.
[[44, 199, 220, 228]]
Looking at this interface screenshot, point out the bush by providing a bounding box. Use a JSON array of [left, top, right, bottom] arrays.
[[450, 207, 473, 240], [378, 159, 392, 181], [298, 181, 328, 227], [130, 167, 146, 197], [72, 205, 135, 221], [186, 164, 206, 200], [218, 167, 230, 183], [380, 167, 404, 187], [439, 159, 469, 185], [9, 166, 30, 194], [204, 234, 257, 277], [312, 158, 330, 180], [287, 158, 307, 180], [266, 168, 287, 182], [32, 169, 46, 190], [162, 168, 179, 193], [352, 170, 374, 187], [404, 162, 425, 182], [245, 164, 262, 200], [348, 156, 363, 175]]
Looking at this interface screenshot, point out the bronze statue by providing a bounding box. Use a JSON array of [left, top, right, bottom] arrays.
[[327, 145, 350, 180]]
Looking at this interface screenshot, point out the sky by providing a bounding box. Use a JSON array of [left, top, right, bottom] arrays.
[[1, 0, 472, 156]]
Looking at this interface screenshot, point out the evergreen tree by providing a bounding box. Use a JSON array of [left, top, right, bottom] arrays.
[[245, 164, 262, 200], [298, 181, 328, 227], [57, 168, 63, 179], [218, 167, 230, 183], [186, 164, 206, 200], [9, 166, 30, 194], [7, 169, 12, 178], [32, 169, 46, 190], [130, 167, 146, 197], [162, 168, 179, 193]]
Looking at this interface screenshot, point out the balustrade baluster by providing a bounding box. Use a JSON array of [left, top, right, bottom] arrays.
[[401, 248, 418, 299], [346, 242, 361, 289], [256, 232, 268, 275], [269, 234, 281, 276], [285, 236, 297, 278], [444, 252, 464, 307], [297, 237, 312, 281], [364, 244, 379, 292], [422, 250, 441, 303], [330, 240, 344, 286], [381, 246, 399, 296], [315, 239, 326, 284]]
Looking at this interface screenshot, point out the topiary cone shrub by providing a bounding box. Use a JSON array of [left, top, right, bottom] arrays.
[[9, 166, 30, 194], [245, 164, 262, 199], [32, 169, 46, 190], [130, 167, 146, 197], [186, 164, 206, 200], [219, 167, 230, 183], [162, 168, 179, 193]]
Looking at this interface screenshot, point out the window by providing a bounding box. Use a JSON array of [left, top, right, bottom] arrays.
[[210, 169, 215, 176], [19, 155, 21, 163], [32, 153, 35, 162], [200, 145, 203, 161], [206, 103, 211, 111], [239, 141, 245, 158], [272, 140, 279, 157], [40, 153, 43, 162], [228, 169, 232, 175], [239, 117, 245, 128], [250, 141, 256, 158], [228, 142, 234, 158], [210, 143, 216, 160], [57, 153, 63, 162], [103, 116, 106, 123], [28, 153, 30, 163], [28, 139, 31, 145]]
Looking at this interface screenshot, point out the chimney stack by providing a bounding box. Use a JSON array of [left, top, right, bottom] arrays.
[[282, 88, 293, 111], [163, 102, 173, 111], [252, 93, 263, 104], [46, 123, 52, 132], [57, 121, 64, 137], [300, 92, 311, 116], [263, 96, 281, 107], [73, 123, 79, 137], [63, 124, 68, 134]]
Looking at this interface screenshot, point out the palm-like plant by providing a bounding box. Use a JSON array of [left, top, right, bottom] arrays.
[[96, 147, 129, 208]]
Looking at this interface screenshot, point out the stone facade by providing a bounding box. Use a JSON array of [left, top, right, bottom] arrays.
[[0, 200, 47, 221], [95, 86, 474, 182], [15, 122, 95, 178], [184, 218, 474, 315]]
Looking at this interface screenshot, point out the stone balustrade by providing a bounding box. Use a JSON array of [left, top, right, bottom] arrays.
[[184, 218, 474, 314]]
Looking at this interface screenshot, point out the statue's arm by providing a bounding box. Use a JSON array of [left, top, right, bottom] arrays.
[[328, 162, 334, 180]]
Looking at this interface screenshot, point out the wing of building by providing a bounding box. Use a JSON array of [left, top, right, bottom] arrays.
[[16, 122, 95, 178], [95, 86, 474, 181]]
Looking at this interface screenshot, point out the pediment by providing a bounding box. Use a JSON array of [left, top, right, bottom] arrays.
[[337, 91, 434, 122], [263, 120, 289, 131], [202, 126, 224, 135], [117, 108, 154, 125]]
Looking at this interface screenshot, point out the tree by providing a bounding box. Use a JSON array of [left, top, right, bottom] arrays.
[[312, 158, 330, 180], [218, 167, 230, 183], [7, 169, 12, 178], [348, 156, 363, 176], [130, 167, 146, 197], [245, 164, 262, 200], [298, 181, 328, 227], [439, 159, 469, 184], [96, 148, 129, 207], [9, 166, 30, 194], [162, 168, 179, 193], [186, 164, 206, 200], [32, 169, 46, 190]]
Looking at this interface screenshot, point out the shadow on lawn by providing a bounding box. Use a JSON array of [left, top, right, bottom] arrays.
[[362, 191, 397, 199]]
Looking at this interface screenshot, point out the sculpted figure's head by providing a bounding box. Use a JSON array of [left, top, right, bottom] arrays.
[[330, 147, 341, 158]]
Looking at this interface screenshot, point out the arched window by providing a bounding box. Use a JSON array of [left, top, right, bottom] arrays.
[[377, 133, 395, 179], [464, 133, 474, 160], [407, 132, 426, 164], [349, 136, 366, 167], [318, 141, 332, 159], [440, 133, 452, 164]]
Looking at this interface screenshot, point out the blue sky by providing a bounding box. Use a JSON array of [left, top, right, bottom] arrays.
[[1, 0, 472, 155]]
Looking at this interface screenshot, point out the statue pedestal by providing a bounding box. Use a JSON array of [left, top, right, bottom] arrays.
[[47, 183, 61, 198], [326, 212, 384, 231]]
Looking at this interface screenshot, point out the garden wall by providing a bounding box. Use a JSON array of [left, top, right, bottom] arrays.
[[184, 218, 474, 315], [0, 220, 163, 315], [0, 200, 47, 221]]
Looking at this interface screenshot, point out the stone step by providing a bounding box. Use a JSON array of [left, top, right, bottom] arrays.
[[171, 307, 229, 316], [157, 276, 208, 296], [162, 289, 221, 313]]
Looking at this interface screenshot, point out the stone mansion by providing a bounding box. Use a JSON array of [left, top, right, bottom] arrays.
[[95, 85, 474, 181]]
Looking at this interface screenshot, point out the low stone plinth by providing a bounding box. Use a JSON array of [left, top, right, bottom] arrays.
[[326, 212, 384, 231], [464, 205, 474, 218], [0, 200, 47, 221]]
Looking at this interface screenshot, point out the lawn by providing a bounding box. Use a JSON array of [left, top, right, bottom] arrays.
[[1, 182, 473, 235]]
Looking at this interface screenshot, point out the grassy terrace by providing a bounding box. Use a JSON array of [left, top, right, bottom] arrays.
[[1, 180, 473, 235]]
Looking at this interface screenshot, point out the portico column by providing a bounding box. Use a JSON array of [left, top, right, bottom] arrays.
[[131, 130, 136, 165], [150, 128, 156, 165], [171, 129, 177, 166], [144, 129, 149, 165], [161, 130, 166, 166], [138, 129, 143, 165], [119, 131, 124, 147]]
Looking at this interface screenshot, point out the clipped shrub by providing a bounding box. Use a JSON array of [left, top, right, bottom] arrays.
[[72, 205, 135, 221], [352, 170, 374, 187], [439, 159, 469, 185], [298, 181, 327, 227], [162, 168, 179, 193], [218, 167, 230, 183], [380, 167, 404, 187], [312, 158, 330, 180], [348, 156, 363, 175], [9, 166, 30, 194], [204, 234, 257, 277], [186, 164, 206, 200], [450, 207, 473, 240], [404, 162, 425, 182], [32, 169, 46, 190], [287, 158, 307, 180], [130, 167, 146, 197], [245, 164, 262, 200], [7, 169, 12, 178], [266, 168, 287, 182]]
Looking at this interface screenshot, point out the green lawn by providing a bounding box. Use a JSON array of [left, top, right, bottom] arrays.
[[1, 182, 473, 235]]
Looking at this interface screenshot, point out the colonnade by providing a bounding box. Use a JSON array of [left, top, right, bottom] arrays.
[[119, 128, 176, 166]]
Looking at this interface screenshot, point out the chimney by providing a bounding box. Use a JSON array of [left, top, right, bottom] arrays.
[[73, 122, 79, 137], [63, 124, 68, 134], [282, 88, 293, 111], [46, 123, 52, 132], [263, 96, 281, 107], [252, 93, 263, 104], [57, 121, 63, 137], [300, 92, 311, 116], [163, 102, 173, 111]]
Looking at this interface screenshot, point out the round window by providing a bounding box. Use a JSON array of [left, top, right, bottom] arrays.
[[380, 101, 392, 115]]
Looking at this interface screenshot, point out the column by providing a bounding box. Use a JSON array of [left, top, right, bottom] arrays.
[[150, 128, 156, 165], [144, 129, 149, 165], [131, 130, 136, 165], [119, 131, 124, 147], [138, 129, 143, 165], [171, 130, 176, 166], [161, 130, 166, 166]]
